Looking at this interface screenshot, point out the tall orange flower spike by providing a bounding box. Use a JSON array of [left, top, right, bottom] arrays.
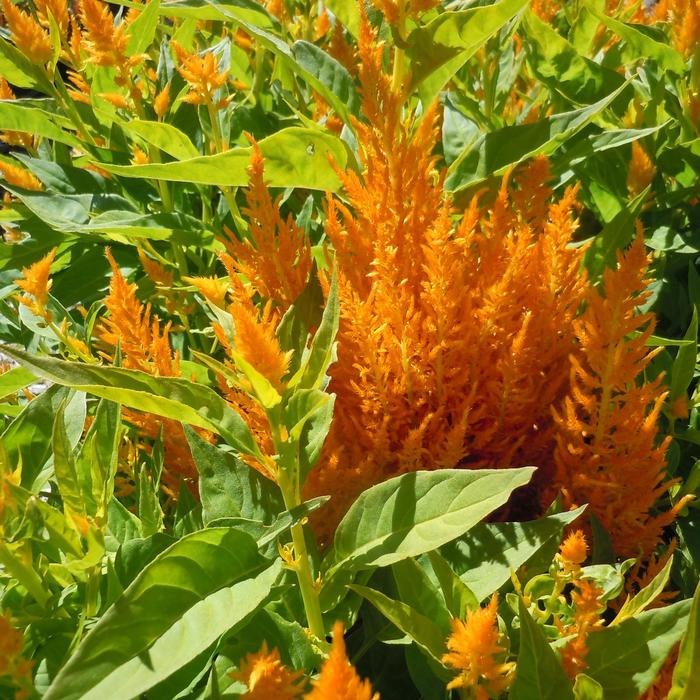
[[627, 141, 656, 197], [1, 0, 53, 65], [171, 41, 229, 107], [0, 612, 33, 698], [79, 0, 128, 67], [98, 251, 201, 497], [306, 622, 379, 700], [15, 248, 56, 319], [559, 579, 604, 679], [551, 235, 689, 558], [0, 161, 43, 192], [371, 0, 440, 24], [230, 642, 306, 699], [442, 594, 515, 697], [223, 137, 312, 308], [35, 0, 70, 35]]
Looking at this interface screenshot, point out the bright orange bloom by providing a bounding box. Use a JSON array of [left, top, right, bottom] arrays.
[[66, 70, 91, 105], [0, 612, 33, 696], [171, 41, 229, 106], [371, 0, 440, 24], [315, 7, 331, 38], [154, 84, 171, 119], [306, 622, 379, 700], [551, 235, 686, 558], [442, 594, 515, 697], [559, 530, 588, 574], [100, 92, 130, 110], [0, 161, 43, 191], [16, 248, 56, 317], [1, 0, 53, 64], [559, 579, 604, 679], [80, 0, 128, 67], [222, 138, 312, 308], [130, 145, 150, 165], [183, 275, 229, 308], [653, 0, 700, 57], [627, 141, 656, 196], [35, 0, 69, 35], [230, 642, 306, 699]]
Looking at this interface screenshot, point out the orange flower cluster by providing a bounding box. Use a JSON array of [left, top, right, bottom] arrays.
[[627, 142, 656, 197], [0, 612, 33, 700], [171, 41, 230, 108], [15, 248, 55, 319], [0, 161, 43, 192], [371, 0, 440, 24], [442, 594, 515, 697], [97, 251, 199, 497], [1, 0, 53, 65], [653, 0, 700, 57], [231, 642, 306, 699], [551, 236, 689, 558]]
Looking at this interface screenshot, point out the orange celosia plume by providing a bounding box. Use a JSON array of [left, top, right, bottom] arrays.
[[15, 248, 56, 318], [306, 622, 379, 700], [551, 235, 687, 558], [0, 161, 43, 191], [171, 41, 229, 107], [442, 594, 515, 697], [230, 642, 306, 699], [1, 0, 53, 64]]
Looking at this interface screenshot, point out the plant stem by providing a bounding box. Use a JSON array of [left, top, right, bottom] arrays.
[[391, 11, 407, 95]]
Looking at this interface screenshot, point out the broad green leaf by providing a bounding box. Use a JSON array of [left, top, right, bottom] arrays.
[[670, 309, 698, 403], [669, 582, 700, 700], [52, 399, 86, 522], [0, 102, 81, 148], [522, 10, 625, 104], [510, 597, 574, 700], [44, 528, 273, 700], [126, 0, 160, 55], [427, 551, 478, 620], [348, 584, 447, 662], [573, 674, 604, 700], [157, 0, 276, 27], [445, 82, 628, 192], [289, 269, 339, 391], [588, 5, 686, 74], [138, 465, 164, 537], [80, 560, 281, 699], [184, 426, 283, 525], [0, 37, 51, 90], [106, 498, 143, 552], [613, 554, 674, 625], [1, 346, 262, 460], [325, 467, 535, 581], [582, 599, 692, 700], [121, 119, 200, 161], [324, 0, 360, 36], [1, 384, 72, 489], [406, 0, 530, 105], [440, 507, 586, 602], [99, 127, 351, 190], [392, 558, 452, 633], [0, 366, 36, 401]]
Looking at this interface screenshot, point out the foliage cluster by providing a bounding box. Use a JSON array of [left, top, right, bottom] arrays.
[[0, 0, 699, 698]]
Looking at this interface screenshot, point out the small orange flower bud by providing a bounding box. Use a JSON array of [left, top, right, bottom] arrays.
[[0, 162, 43, 191], [154, 83, 171, 119]]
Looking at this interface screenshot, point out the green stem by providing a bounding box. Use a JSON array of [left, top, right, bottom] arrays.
[[85, 565, 101, 618], [0, 541, 50, 608], [391, 11, 407, 95]]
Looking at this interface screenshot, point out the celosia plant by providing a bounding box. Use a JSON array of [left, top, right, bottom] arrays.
[[0, 0, 698, 698]]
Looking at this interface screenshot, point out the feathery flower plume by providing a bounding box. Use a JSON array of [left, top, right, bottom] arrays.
[[371, 0, 440, 24], [230, 642, 306, 699], [559, 579, 604, 679], [183, 275, 229, 308], [15, 248, 56, 318], [0, 161, 43, 191], [0, 612, 33, 699], [653, 0, 700, 57], [79, 0, 129, 67], [171, 41, 229, 107], [551, 235, 688, 558], [306, 622, 379, 700], [222, 137, 312, 308], [558, 530, 589, 576], [1, 0, 53, 64], [35, 0, 69, 35], [154, 83, 171, 119], [442, 594, 515, 697], [627, 141, 656, 197]]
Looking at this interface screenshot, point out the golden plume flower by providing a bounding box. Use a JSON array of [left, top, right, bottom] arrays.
[[171, 41, 229, 107], [35, 0, 69, 35], [442, 594, 515, 696], [0, 161, 43, 191], [653, 0, 700, 57], [306, 622, 379, 700], [1, 0, 53, 65], [627, 141, 656, 197], [66, 70, 92, 105], [183, 275, 229, 308], [130, 145, 150, 165], [371, 0, 440, 24], [558, 530, 589, 573], [551, 235, 687, 558], [15, 248, 56, 318], [230, 642, 306, 699], [154, 83, 171, 119], [100, 92, 130, 110], [559, 579, 604, 679], [0, 612, 33, 696], [222, 137, 312, 308]]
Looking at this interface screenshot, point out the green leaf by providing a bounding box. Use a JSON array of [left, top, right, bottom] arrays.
[[52, 399, 86, 522], [573, 674, 604, 700], [324, 0, 359, 36], [669, 582, 700, 700], [157, 0, 276, 27], [406, 0, 530, 105], [522, 10, 625, 104], [427, 551, 478, 620], [581, 599, 692, 700], [613, 554, 674, 625], [289, 269, 339, 391], [440, 507, 586, 602], [348, 584, 447, 662], [86, 558, 281, 699], [126, 0, 160, 56], [0, 36, 51, 90], [121, 118, 200, 160], [184, 426, 283, 525], [392, 558, 452, 633], [445, 82, 628, 192], [44, 528, 275, 700], [0, 102, 80, 148], [587, 5, 686, 74], [1, 346, 262, 460], [510, 597, 574, 700], [323, 468, 535, 604], [98, 127, 352, 190], [0, 366, 36, 401], [671, 309, 698, 403]]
